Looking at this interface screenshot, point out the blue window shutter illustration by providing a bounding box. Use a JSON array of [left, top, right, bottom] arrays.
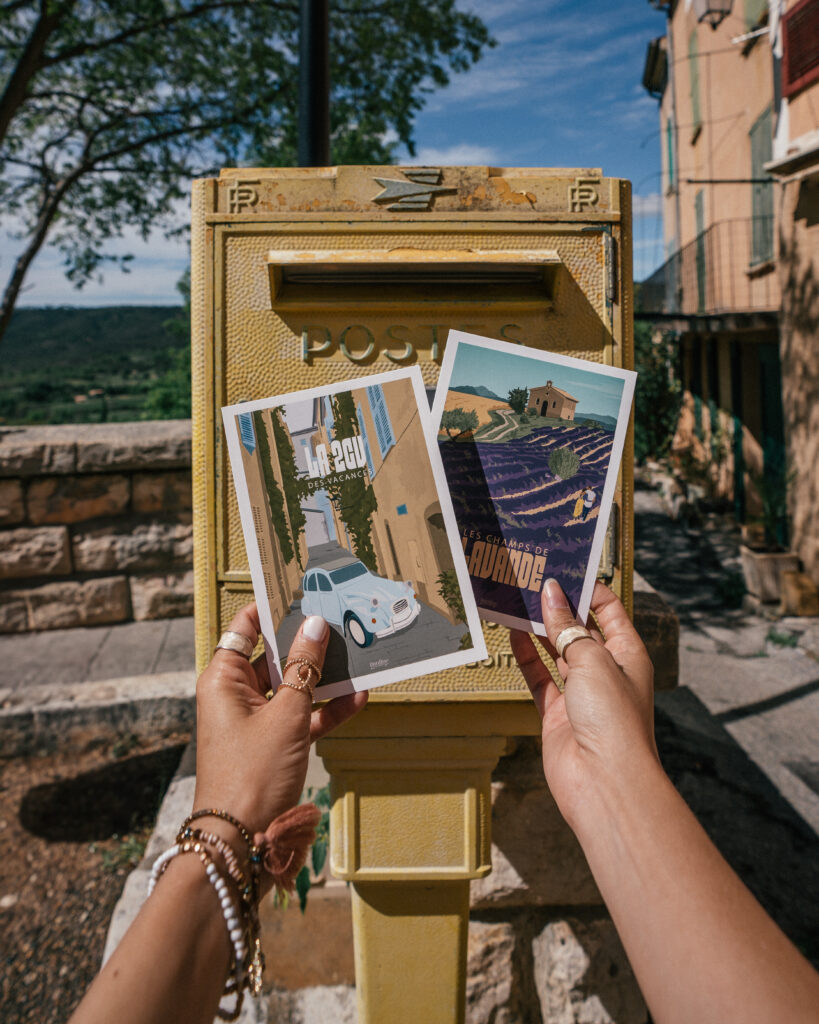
[[396, 504, 408, 516], [356, 402, 375, 477], [238, 412, 256, 454], [366, 385, 395, 458]]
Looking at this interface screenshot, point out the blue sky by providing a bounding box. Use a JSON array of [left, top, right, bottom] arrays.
[[11, 0, 667, 307], [450, 341, 626, 420]]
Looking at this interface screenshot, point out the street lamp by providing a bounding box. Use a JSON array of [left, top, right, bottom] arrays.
[[693, 0, 733, 30]]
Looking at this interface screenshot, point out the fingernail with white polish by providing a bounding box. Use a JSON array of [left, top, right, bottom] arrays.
[[544, 578, 568, 609], [303, 615, 328, 641]]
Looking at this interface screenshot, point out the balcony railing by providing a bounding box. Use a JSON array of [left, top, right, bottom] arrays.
[[638, 217, 780, 317]]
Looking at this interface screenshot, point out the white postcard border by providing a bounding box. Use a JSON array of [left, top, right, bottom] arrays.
[[223, 365, 487, 700], [431, 330, 637, 637]]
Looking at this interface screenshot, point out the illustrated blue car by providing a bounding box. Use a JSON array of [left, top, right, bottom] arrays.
[[300, 557, 420, 648]]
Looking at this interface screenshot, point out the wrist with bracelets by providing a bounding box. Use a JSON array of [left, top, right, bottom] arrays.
[[148, 804, 320, 1020]]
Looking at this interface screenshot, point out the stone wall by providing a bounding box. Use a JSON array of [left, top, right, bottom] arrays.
[[0, 421, 193, 633]]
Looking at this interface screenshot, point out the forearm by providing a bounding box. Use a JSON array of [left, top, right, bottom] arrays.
[[572, 752, 819, 1024], [69, 855, 232, 1024]]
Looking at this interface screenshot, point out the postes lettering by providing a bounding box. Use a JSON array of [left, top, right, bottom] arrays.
[[300, 323, 526, 364]]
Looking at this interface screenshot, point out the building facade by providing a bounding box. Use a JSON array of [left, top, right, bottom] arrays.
[[641, 0, 819, 581], [527, 381, 579, 420]]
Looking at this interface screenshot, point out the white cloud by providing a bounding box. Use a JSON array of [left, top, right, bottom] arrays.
[[4, 209, 189, 308], [633, 192, 664, 217], [406, 143, 501, 166]]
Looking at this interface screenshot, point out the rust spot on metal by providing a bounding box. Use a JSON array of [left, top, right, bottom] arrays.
[[491, 178, 536, 206]]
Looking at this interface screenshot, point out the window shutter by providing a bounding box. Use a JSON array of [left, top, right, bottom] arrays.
[[689, 31, 701, 134], [783, 0, 819, 97], [356, 402, 375, 477], [366, 385, 396, 459], [750, 106, 773, 264]]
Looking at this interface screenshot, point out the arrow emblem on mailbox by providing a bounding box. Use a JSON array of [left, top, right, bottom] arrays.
[[372, 168, 457, 211]]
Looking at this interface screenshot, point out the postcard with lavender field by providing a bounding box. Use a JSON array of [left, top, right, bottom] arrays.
[[431, 331, 636, 636], [223, 366, 486, 700]]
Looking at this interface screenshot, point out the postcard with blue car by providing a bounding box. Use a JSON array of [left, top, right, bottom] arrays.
[[432, 331, 636, 637], [223, 367, 486, 699]]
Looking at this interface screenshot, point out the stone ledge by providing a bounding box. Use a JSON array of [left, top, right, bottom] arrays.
[[0, 669, 196, 757], [0, 420, 191, 478]]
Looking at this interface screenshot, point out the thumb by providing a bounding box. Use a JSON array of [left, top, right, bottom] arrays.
[[540, 578, 582, 642], [277, 614, 329, 702]]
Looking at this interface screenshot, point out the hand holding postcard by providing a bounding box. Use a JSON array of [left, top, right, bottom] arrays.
[[432, 332, 636, 636], [223, 366, 486, 700]]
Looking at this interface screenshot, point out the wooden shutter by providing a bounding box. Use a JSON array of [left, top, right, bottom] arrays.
[[783, 0, 819, 97]]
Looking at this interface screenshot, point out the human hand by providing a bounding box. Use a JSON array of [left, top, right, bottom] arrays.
[[510, 580, 657, 831], [192, 603, 368, 842]]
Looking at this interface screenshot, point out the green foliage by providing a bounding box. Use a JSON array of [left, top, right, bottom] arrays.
[[633, 321, 682, 464], [142, 347, 191, 419], [253, 410, 295, 565], [0, 1, 493, 337], [748, 463, 795, 551], [327, 392, 378, 571], [441, 407, 479, 439], [581, 418, 599, 428], [766, 627, 798, 648], [271, 410, 307, 569], [548, 447, 580, 480], [99, 828, 150, 873], [437, 569, 465, 623], [293, 786, 331, 913], [507, 387, 529, 415], [0, 305, 187, 424]]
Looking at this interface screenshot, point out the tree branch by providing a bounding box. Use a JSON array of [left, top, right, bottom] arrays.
[[0, 0, 74, 147], [43, 0, 298, 66]]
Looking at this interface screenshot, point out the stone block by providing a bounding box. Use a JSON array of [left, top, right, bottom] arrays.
[[780, 570, 819, 617], [0, 593, 29, 633], [532, 917, 646, 1024], [27, 474, 130, 524], [0, 426, 76, 477], [74, 420, 191, 473], [130, 571, 194, 620], [132, 471, 192, 514], [0, 479, 25, 525], [0, 526, 71, 579], [24, 576, 130, 630], [471, 740, 600, 909], [72, 518, 193, 572], [466, 920, 522, 1024]]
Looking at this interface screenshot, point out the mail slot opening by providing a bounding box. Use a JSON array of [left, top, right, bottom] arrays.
[[267, 249, 562, 308]]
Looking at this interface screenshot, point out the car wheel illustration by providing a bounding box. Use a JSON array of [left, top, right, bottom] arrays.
[[345, 612, 373, 648]]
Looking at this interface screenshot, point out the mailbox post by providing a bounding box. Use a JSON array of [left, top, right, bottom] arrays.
[[191, 165, 634, 1021]]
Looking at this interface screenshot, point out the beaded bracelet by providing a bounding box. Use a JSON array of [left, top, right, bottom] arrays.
[[182, 828, 252, 905], [179, 809, 264, 901], [148, 839, 247, 1021]]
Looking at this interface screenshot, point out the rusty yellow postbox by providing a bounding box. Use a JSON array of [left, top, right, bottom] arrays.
[[191, 165, 633, 1022]]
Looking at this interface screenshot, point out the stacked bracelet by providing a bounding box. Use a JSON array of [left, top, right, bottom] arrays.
[[148, 840, 247, 1021]]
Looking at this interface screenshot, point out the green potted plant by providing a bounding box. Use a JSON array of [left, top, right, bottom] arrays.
[[739, 465, 799, 603]]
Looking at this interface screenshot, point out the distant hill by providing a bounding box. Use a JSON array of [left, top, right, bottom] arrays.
[[1, 306, 188, 425], [577, 413, 618, 431], [450, 384, 504, 402], [4, 306, 185, 373]]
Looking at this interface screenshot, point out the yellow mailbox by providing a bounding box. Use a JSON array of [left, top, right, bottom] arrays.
[[191, 165, 633, 1023]]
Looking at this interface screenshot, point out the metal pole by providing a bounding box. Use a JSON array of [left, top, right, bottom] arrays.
[[298, 0, 330, 167]]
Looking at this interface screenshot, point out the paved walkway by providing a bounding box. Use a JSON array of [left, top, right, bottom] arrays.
[[634, 480, 819, 833]]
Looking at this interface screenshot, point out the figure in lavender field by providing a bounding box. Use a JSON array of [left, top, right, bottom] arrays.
[[581, 487, 596, 521]]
